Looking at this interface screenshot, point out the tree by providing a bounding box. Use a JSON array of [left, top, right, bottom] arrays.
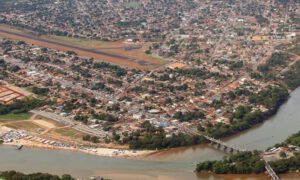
[[279, 151, 287, 158]]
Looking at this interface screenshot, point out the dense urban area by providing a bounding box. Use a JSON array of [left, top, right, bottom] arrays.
[[0, 0, 300, 179]]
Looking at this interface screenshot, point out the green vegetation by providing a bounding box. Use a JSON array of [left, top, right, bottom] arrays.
[[0, 170, 74, 180], [93, 62, 127, 77], [173, 110, 205, 122], [74, 112, 118, 124], [116, 19, 146, 28], [286, 130, 300, 146], [255, 15, 269, 26], [267, 52, 290, 67], [269, 154, 300, 174], [283, 61, 300, 90], [196, 130, 300, 175], [258, 52, 291, 75], [74, 114, 89, 124], [255, 51, 300, 90], [248, 85, 289, 109], [92, 82, 114, 93], [0, 113, 31, 121], [175, 68, 227, 80], [55, 128, 87, 139], [92, 112, 118, 122], [0, 98, 50, 115], [268, 130, 300, 173], [82, 134, 100, 143], [206, 85, 289, 138], [126, 121, 206, 150], [269, 131, 300, 172], [5, 121, 42, 131], [196, 151, 265, 174], [32, 86, 49, 96]]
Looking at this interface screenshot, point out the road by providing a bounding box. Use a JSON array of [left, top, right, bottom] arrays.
[[30, 110, 107, 138]]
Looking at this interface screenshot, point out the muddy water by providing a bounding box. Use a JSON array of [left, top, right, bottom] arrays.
[[1, 87, 300, 180]]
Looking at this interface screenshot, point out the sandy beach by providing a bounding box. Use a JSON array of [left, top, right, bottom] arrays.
[[4, 139, 154, 159], [0, 126, 154, 159]]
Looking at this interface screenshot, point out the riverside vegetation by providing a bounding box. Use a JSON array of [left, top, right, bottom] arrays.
[[0, 171, 74, 180], [196, 130, 300, 175]]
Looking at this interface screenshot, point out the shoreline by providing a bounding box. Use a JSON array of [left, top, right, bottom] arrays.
[[3, 140, 155, 160], [0, 90, 293, 161], [0, 126, 155, 160]]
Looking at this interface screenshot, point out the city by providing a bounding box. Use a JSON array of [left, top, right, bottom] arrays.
[[0, 0, 299, 180]]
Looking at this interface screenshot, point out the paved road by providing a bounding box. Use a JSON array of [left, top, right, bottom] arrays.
[[30, 110, 107, 138]]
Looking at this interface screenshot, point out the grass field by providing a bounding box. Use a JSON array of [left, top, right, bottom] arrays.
[[34, 115, 64, 128], [0, 113, 31, 122], [5, 121, 42, 132], [54, 127, 88, 139], [49, 35, 116, 49]]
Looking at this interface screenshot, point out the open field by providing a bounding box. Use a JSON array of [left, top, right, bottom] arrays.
[[54, 127, 88, 139], [33, 115, 65, 128], [0, 113, 32, 122], [0, 113, 64, 131], [0, 24, 166, 70], [5, 121, 42, 131], [32, 119, 57, 129]]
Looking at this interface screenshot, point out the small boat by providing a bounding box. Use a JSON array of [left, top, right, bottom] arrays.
[[16, 144, 23, 150]]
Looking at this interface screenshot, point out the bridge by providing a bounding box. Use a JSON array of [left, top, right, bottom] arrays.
[[180, 127, 245, 152], [180, 127, 280, 180], [202, 135, 246, 153], [265, 161, 281, 180]]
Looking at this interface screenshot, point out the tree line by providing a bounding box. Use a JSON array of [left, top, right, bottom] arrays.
[[0, 170, 74, 180], [205, 85, 289, 138], [0, 98, 50, 115], [196, 151, 265, 174], [125, 121, 206, 150]]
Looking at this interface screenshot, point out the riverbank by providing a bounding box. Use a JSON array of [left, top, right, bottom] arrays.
[[1, 88, 300, 180], [4, 140, 154, 159], [196, 130, 300, 179], [0, 126, 154, 159]]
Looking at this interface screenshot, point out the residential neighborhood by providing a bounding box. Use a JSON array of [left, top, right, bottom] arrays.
[[0, 0, 300, 179]]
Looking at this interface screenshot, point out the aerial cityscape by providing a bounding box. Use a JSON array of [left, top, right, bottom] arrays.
[[0, 0, 299, 180]]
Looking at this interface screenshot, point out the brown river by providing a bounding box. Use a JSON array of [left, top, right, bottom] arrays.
[[1, 87, 300, 179]]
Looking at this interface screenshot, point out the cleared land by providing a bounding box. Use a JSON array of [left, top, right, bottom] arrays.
[[0, 113, 94, 146], [5, 121, 42, 131], [0, 114, 63, 131], [0, 24, 166, 69], [33, 115, 65, 128]]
